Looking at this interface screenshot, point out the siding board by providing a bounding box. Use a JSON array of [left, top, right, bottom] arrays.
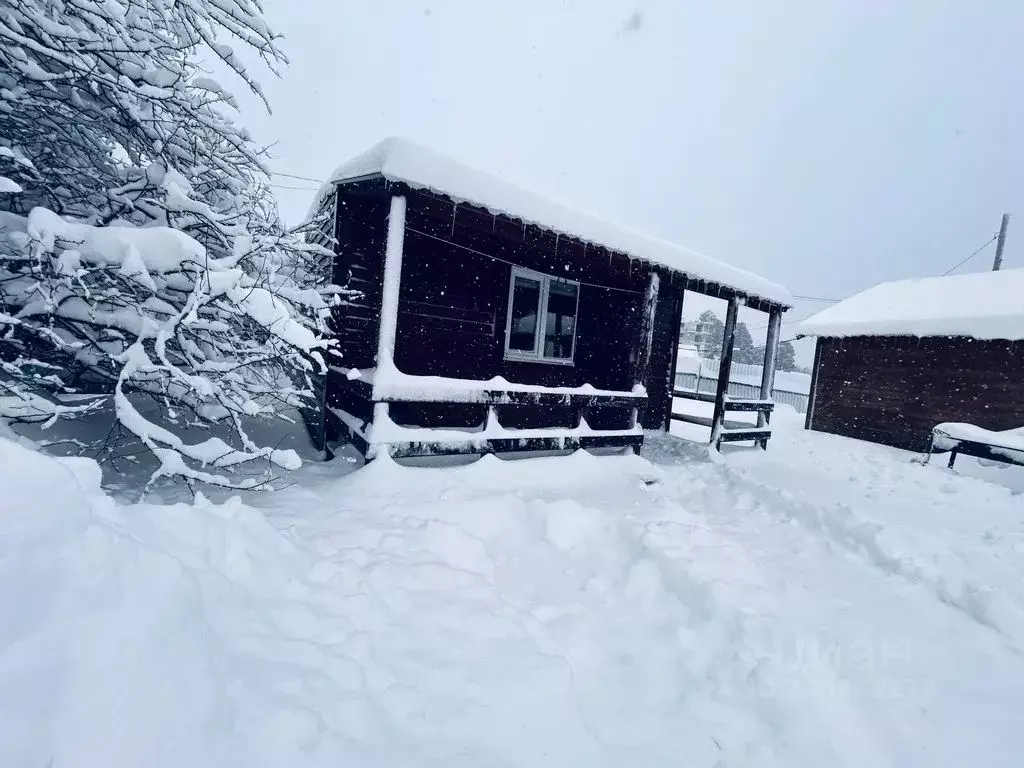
[[810, 335, 1024, 452], [392, 191, 643, 391]]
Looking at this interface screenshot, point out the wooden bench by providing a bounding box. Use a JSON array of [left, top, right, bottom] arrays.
[[670, 388, 775, 450], [924, 423, 1024, 469]]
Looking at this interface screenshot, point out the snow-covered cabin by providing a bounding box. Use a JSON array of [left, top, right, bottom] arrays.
[[308, 138, 791, 459], [800, 269, 1024, 452]]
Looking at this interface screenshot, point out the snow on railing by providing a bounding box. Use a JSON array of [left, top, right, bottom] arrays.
[[366, 409, 642, 445], [327, 364, 648, 459], [331, 365, 647, 404], [674, 355, 810, 413]]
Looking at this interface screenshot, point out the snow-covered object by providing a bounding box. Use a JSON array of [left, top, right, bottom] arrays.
[[800, 268, 1024, 340], [334, 365, 647, 402], [26, 207, 203, 274], [374, 195, 407, 370], [0, 175, 22, 193], [0, 1, 342, 487], [314, 138, 789, 305], [932, 422, 1024, 461], [0, 0, 284, 223], [1, 205, 332, 488], [338, 406, 642, 448]]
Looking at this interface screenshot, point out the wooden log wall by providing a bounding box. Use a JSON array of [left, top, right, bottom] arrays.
[[394, 188, 647, 392], [808, 335, 1024, 452], [330, 190, 391, 370]]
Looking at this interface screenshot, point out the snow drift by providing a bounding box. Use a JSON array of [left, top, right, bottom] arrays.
[[4, 425, 1024, 767]]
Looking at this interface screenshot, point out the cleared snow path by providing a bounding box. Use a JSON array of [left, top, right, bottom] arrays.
[[3, 424, 1024, 767], [729, 423, 1024, 652]]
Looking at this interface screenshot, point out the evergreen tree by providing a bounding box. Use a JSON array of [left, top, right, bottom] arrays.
[[731, 322, 757, 364], [694, 310, 724, 359], [777, 340, 798, 372], [0, 0, 342, 488]]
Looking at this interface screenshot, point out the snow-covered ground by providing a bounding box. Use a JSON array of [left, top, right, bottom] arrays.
[[3, 410, 1024, 767]]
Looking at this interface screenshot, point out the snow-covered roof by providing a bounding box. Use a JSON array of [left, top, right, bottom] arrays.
[[800, 268, 1024, 340], [313, 137, 789, 306]]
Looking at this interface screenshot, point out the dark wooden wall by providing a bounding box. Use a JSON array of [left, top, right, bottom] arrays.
[[393, 188, 646, 391], [331, 190, 390, 369], [808, 335, 1024, 452], [323, 189, 389, 445]]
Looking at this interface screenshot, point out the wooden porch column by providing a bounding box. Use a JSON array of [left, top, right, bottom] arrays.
[[804, 337, 822, 431], [365, 194, 407, 461], [758, 305, 783, 431], [710, 295, 740, 448], [374, 194, 407, 377], [632, 272, 660, 427], [662, 282, 685, 431]]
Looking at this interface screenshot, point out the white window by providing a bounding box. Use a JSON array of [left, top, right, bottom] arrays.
[[504, 267, 580, 364]]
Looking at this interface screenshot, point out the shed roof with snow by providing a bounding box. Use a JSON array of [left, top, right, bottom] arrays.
[[799, 268, 1024, 341], [313, 137, 789, 306]]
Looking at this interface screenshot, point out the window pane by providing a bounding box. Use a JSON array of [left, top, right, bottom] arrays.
[[543, 280, 579, 358], [508, 276, 541, 352]]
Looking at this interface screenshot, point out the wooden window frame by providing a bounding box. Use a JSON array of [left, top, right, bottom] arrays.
[[503, 266, 580, 366]]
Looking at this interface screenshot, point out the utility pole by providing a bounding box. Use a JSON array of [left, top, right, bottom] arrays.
[[993, 213, 1010, 271]]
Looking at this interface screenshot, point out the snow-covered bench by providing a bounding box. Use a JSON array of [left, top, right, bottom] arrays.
[[925, 422, 1024, 469]]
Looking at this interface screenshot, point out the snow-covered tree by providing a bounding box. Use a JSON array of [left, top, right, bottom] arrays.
[[777, 340, 798, 372], [694, 310, 724, 359], [0, 0, 341, 489], [731, 321, 757, 364]]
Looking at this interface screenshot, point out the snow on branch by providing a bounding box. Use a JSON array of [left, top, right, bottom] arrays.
[[2, 203, 336, 486], [0, 1, 353, 488]]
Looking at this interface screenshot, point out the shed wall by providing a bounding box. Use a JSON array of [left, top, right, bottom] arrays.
[[393, 189, 645, 392], [330, 190, 390, 369], [808, 335, 1024, 452], [323, 190, 390, 446]]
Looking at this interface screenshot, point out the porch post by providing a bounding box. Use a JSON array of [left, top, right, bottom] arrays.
[[662, 281, 685, 431], [710, 295, 739, 448], [758, 305, 783, 430], [374, 195, 407, 381], [366, 195, 407, 460], [632, 271, 660, 430], [634, 271, 660, 388], [804, 337, 822, 431]]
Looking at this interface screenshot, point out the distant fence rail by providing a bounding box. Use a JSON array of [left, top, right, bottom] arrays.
[[674, 372, 809, 414]]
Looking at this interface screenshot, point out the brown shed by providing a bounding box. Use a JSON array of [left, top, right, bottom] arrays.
[[800, 269, 1024, 452], [305, 138, 790, 460]]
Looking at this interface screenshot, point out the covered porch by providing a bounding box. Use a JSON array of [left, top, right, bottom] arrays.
[[648, 272, 789, 451]]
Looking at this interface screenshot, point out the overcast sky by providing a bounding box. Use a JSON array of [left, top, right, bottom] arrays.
[[233, 0, 1024, 364]]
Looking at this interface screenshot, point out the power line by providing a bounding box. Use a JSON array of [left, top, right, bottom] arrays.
[[271, 170, 326, 184], [942, 233, 998, 276], [792, 294, 839, 302], [755, 231, 1003, 331], [269, 182, 319, 191]]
